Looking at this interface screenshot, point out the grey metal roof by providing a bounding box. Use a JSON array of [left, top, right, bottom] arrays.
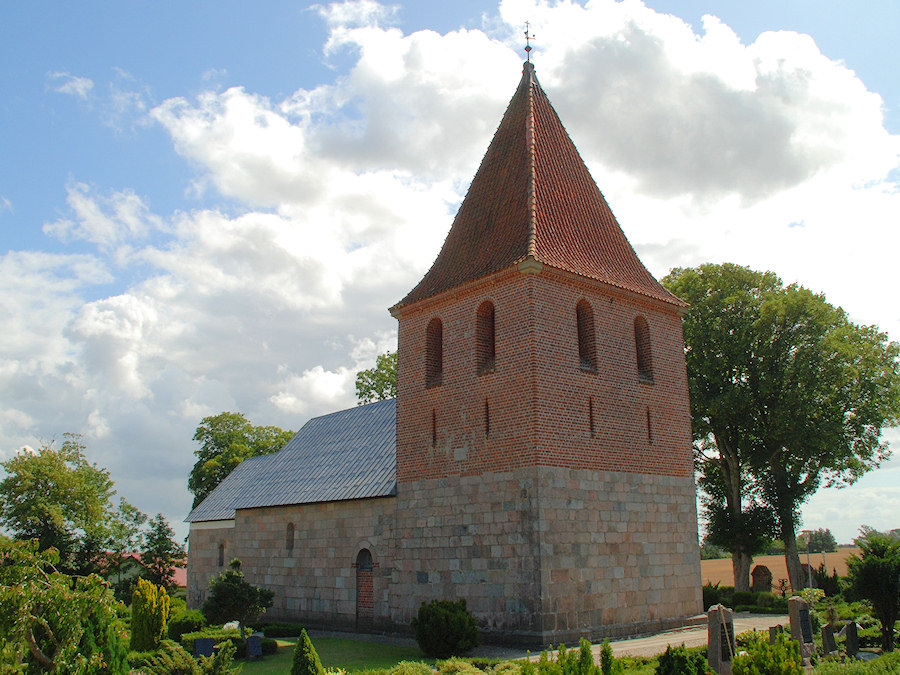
[[186, 398, 396, 523]]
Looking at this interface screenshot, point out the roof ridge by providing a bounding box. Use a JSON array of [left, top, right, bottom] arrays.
[[524, 61, 538, 261]]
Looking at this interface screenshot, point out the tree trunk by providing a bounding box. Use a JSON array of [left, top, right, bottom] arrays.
[[780, 514, 804, 591], [732, 552, 752, 592]]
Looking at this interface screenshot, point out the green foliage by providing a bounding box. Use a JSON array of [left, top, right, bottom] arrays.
[[202, 558, 274, 640], [655, 644, 706, 675], [128, 639, 200, 675], [131, 577, 170, 651], [142, 513, 186, 589], [0, 537, 129, 673], [437, 658, 485, 675], [813, 564, 842, 598], [730, 631, 803, 675], [799, 529, 838, 553], [356, 351, 398, 404], [189, 412, 294, 508], [181, 628, 241, 651], [0, 434, 116, 566], [600, 639, 615, 675], [198, 639, 241, 675], [847, 527, 900, 652], [389, 663, 437, 675], [411, 599, 479, 658], [814, 652, 900, 674], [664, 263, 900, 591], [292, 628, 325, 675], [169, 608, 208, 642], [249, 620, 305, 637]]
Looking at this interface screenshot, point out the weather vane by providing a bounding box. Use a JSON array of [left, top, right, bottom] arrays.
[[524, 22, 536, 62]]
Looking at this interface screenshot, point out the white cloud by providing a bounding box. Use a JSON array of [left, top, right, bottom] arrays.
[[6, 0, 899, 539], [48, 71, 94, 99], [0, 196, 12, 214]]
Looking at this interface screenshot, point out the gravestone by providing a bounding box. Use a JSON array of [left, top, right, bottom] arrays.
[[821, 625, 838, 655], [193, 637, 215, 657], [799, 564, 817, 588], [839, 621, 859, 657], [751, 565, 773, 593], [708, 604, 736, 675], [788, 596, 816, 662], [246, 634, 263, 660], [769, 624, 784, 645]]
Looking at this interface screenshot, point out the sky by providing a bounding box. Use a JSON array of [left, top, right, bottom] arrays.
[[1, 0, 899, 547]]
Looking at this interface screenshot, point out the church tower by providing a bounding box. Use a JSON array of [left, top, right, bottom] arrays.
[[389, 62, 701, 644]]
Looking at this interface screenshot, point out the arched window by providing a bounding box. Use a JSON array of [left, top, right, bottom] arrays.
[[286, 523, 295, 552], [356, 549, 374, 628], [576, 299, 597, 371], [634, 315, 653, 381], [426, 317, 443, 387], [476, 301, 496, 374], [217, 542, 225, 567]]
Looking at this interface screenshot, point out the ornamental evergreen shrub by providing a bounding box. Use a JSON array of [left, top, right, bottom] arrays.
[[730, 632, 802, 675], [292, 628, 325, 675], [198, 639, 241, 675], [655, 644, 706, 675], [131, 578, 171, 652], [411, 599, 479, 658], [168, 609, 207, 642], [128, 639, 199, 675], [396, 661, 444, 675], [599, 639, 614, 675]]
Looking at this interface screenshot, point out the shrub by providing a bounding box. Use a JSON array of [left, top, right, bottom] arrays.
[[198, 639, 240, 675], [251, 620, 306, 637], [131, 578, 171, 652], [128, 639, 199, 675], [389, 663, 435, 675], [730, 632, 802, 675], [292, 628, 325, 675], [169, 609, 207, 642], [732, 591, 759, 607], [655, 644, 706, 675], [438, 658, 485, 675], [412, 599, 479, 658], [599, 639, 615, 675], [492, 662, 523, 675], [815, 652, 900, 674], [180, 628, 275, 658]]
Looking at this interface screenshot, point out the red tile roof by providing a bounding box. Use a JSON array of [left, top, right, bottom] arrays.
[[394, 62, 683, 310]]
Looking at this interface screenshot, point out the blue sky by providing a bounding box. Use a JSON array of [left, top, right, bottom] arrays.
[[1, 0, 898, 545]]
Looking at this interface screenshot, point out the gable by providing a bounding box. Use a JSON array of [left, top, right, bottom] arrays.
[[186, 398, 397, 523]]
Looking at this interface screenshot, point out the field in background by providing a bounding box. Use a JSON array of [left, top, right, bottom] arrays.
[[700, 547, 859, 588]]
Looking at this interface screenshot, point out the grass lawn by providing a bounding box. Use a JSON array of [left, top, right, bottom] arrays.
[[241, 637, 435, 675]]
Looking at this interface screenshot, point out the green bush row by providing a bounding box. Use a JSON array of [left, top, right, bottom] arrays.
[[179, 628, 277, 658]]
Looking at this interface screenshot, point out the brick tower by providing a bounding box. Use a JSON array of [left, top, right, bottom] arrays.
[[389, 62, 701, 644]]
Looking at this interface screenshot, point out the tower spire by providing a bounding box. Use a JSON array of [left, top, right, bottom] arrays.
[[524, 22, 536, 62]]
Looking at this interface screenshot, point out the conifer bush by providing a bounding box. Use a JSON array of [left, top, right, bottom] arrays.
[[292, 628, 325, 675], [128, 639, 199, 675], [131, 578, 171, 652], [654, 644, 706, 675], [411, 599, 479, 658], [730, 632, 802, 675], [599, 639, 615, 675]]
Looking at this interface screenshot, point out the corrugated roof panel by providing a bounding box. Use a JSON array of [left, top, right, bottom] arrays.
[[186, 399, 396, 523]]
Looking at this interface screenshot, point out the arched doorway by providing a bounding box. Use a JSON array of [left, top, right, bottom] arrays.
[[355, 549, 374, 629]]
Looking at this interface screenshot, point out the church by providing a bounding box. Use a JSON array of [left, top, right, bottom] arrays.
[[186, 60, 702, 646]]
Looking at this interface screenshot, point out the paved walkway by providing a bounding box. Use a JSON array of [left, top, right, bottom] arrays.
[[311, 613, 790, 661]]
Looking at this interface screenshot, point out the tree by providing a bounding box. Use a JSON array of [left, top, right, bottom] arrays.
[[108, 497, 148, 597], [662, 264, 782, 590], [663, 264, 900, 591], [131, 578, 170, 652], [798, 528, 837, 553], [355, 351, 397, 404], [291, 628, 325, 675], [0, 538, 129, 673], [141, 513, 186, 590], [847, 527, 900, 652], [0, 434, 116, 566], [188, 412, 294, 508], [202, 559, 274, 640]]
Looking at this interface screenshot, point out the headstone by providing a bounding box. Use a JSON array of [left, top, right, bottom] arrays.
[[246, 634, 263, 660], [839, 621, 859, 657], [193, 637, 215, 657], [821, 625, 837, 655], [788, 596, 816, 663], [751, 565, 773, 593], [799, 563, 817, 588], [769, 624, 784, 645], [708, 603, 736, 675]]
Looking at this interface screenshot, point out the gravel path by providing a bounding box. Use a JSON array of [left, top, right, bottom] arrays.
[[310, 613, 790, 661]]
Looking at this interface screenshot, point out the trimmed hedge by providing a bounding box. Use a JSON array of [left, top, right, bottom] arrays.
[[250, 620, 306, 637], [180, 629, 277, 658]]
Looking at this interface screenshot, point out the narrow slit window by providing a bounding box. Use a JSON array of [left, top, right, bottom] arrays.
[[286, 523, 295, 552], [426, 317, 443, 387], [576, 299, 597, 371], [476, 301, 496, 374], [634, 315, 654, 382], [217, 543, 225, 567], [431, 409, 437, 446], [589, 397, 595, 437], [646, 408, 653, 444], [484, 399, 490, 437]]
